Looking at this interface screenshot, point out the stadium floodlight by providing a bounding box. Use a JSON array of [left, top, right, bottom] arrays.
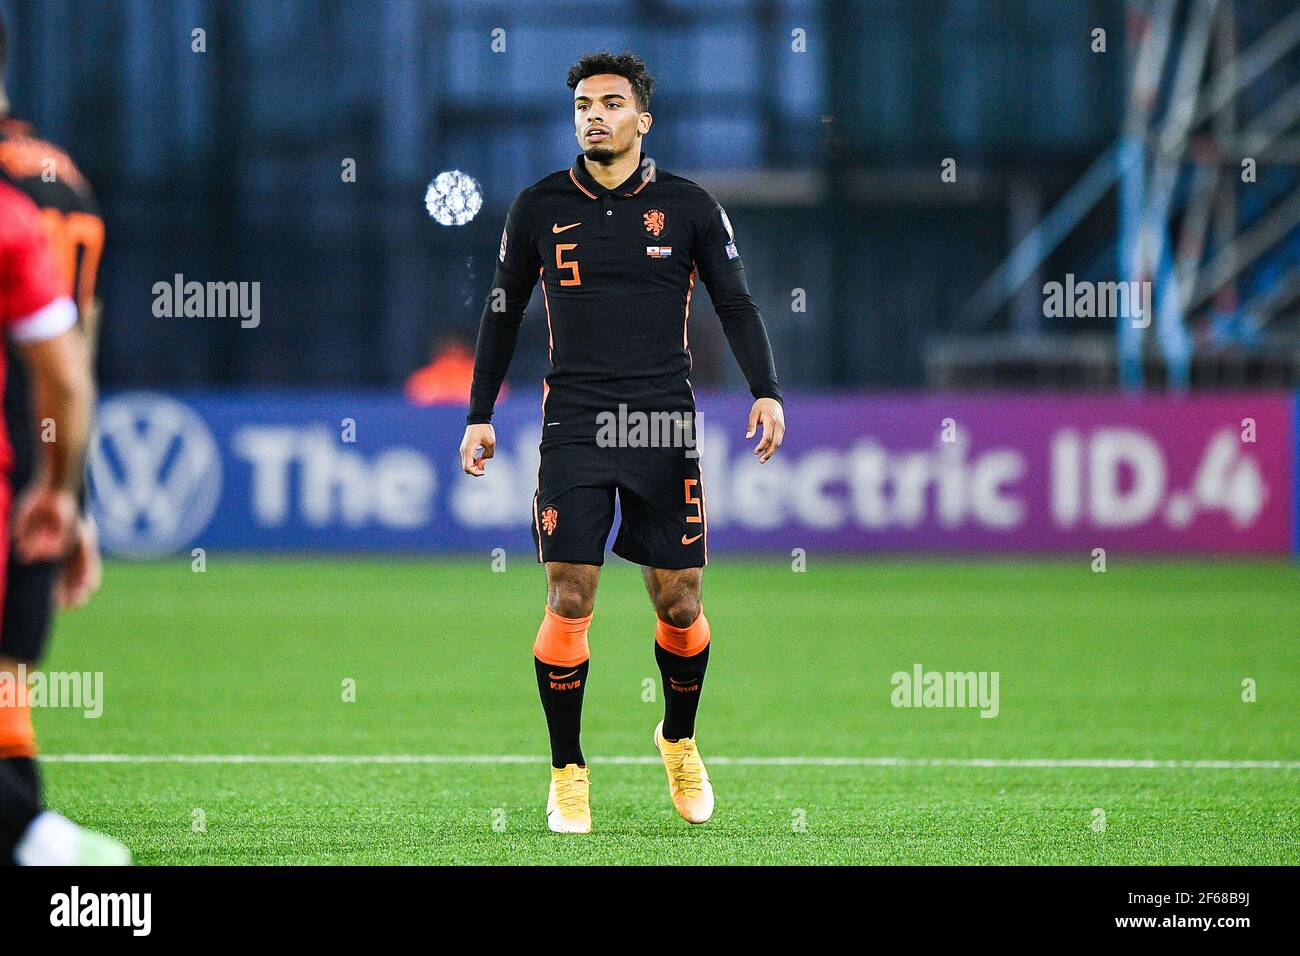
[[424, 170, 483, 226]]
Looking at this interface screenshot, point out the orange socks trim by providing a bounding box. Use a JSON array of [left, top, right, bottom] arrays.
[[0, 672, 36, 758], [536, 607, 709, 664], [533, 607, 592, 668], [655, 609, 711, 657]]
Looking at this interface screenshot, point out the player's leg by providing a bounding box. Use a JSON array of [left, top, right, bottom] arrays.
[[0, 489, 36, 855], [0, 550, 60, 803], [0, 576, 128, 865], [535, 561, 598, 833], [0, 760, 129, 865], [641, 565, 714, 822], [0, 758, 41, 863], [531, 440, 616, 833], [612, 445, 712, 741], [613, 447, 714, 823], [0, 517, 41, 805], [0, 537, 44, 853], [535, 561, 600, 770], [641, 566, 710, 742], [0, 654, 38, 795], [0, 535, 124, 864]]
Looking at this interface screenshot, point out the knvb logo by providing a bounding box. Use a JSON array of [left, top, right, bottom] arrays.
[[595, 405, 700, 458], [547, 669, 582, 691], [152, 273, 260, 328]]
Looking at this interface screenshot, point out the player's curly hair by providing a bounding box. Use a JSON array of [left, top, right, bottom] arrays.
[[566, 51, 655, 112]]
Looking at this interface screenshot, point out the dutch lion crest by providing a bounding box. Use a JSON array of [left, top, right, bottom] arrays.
[[642, 208, 667, 239]]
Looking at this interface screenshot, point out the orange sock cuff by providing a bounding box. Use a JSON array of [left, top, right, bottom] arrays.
[[0, 676, 36, 758], [533, 606, 592, 667], [655, 609, 710, 657]]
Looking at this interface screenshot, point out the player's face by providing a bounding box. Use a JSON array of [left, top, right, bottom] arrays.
[[573, 74, 650, 162]]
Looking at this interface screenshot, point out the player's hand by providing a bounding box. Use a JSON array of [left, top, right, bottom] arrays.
[[460, 423, 497, 476], [57, 513, 103, 609], [746, 398, 785, 463], [13, 484, 79, 562]]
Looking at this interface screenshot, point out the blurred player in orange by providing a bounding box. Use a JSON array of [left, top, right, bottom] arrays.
[[0, 171, 121, 865], [0, 18, 124, 864]]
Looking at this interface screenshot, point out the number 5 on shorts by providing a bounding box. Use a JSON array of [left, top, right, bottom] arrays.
[[684, 479, 703, 524]]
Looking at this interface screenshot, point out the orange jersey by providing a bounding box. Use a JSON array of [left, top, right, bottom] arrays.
[[0, 117, 101, 491], [0, 178, 77, 476], [0, 118, 103, 315]]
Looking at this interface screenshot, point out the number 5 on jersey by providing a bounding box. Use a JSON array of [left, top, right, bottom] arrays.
[[556, 243, 582, 286]]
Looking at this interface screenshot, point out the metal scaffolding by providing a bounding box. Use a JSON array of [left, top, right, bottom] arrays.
[[965, 1, 1300, 390]]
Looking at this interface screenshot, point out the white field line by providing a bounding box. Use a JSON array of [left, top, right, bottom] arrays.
[[39, 754, 1300, 769]]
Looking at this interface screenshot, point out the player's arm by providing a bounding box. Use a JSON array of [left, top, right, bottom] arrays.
[[1, 187, 95, 560], [18, 323, 92, 490], [62, 202, 106, 605], [13, 323, 94, 561], [61, 191, 106, 605], [80, 297, 103, 361], [3, 298, 91, 567], [692, 199, 785, 463], [47, 309, 101, 606], [461, 190, 541, 476]]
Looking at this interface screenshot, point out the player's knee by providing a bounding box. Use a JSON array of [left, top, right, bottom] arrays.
[[547, 575, 597, 618], [656, 592, 701, 629], [551, 591, 594, 618]]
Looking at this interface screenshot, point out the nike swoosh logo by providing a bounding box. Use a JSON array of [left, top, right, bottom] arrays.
[[552, 222, 581, 233], [681, 533, 704, 545], [548, 669, 580, 680]]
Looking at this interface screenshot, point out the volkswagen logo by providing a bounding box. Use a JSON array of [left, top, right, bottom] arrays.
[[88, 393, 222, 557]]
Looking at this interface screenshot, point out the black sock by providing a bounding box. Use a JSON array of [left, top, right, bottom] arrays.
[[656, 642, 709, 740], [1, 757, 41, 804], [0, 762, 41, 865], [535, 657, 589, 768]]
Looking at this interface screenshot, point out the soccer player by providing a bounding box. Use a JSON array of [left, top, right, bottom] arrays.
[[0, 19, 106, 814], [0, 176, 121, 864], [460, 52, 784, 833]]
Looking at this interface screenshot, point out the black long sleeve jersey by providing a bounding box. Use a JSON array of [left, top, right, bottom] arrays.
[[468, 153, 781, 436]]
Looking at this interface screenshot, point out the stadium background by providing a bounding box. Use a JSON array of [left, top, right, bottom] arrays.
[[4, 0, 1298, 558], [5, 0, 1298, 559], [0, 0, 1296, 864]]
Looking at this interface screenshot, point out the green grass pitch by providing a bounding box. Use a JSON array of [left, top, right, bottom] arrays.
[[34, 557, 1300, 865]]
